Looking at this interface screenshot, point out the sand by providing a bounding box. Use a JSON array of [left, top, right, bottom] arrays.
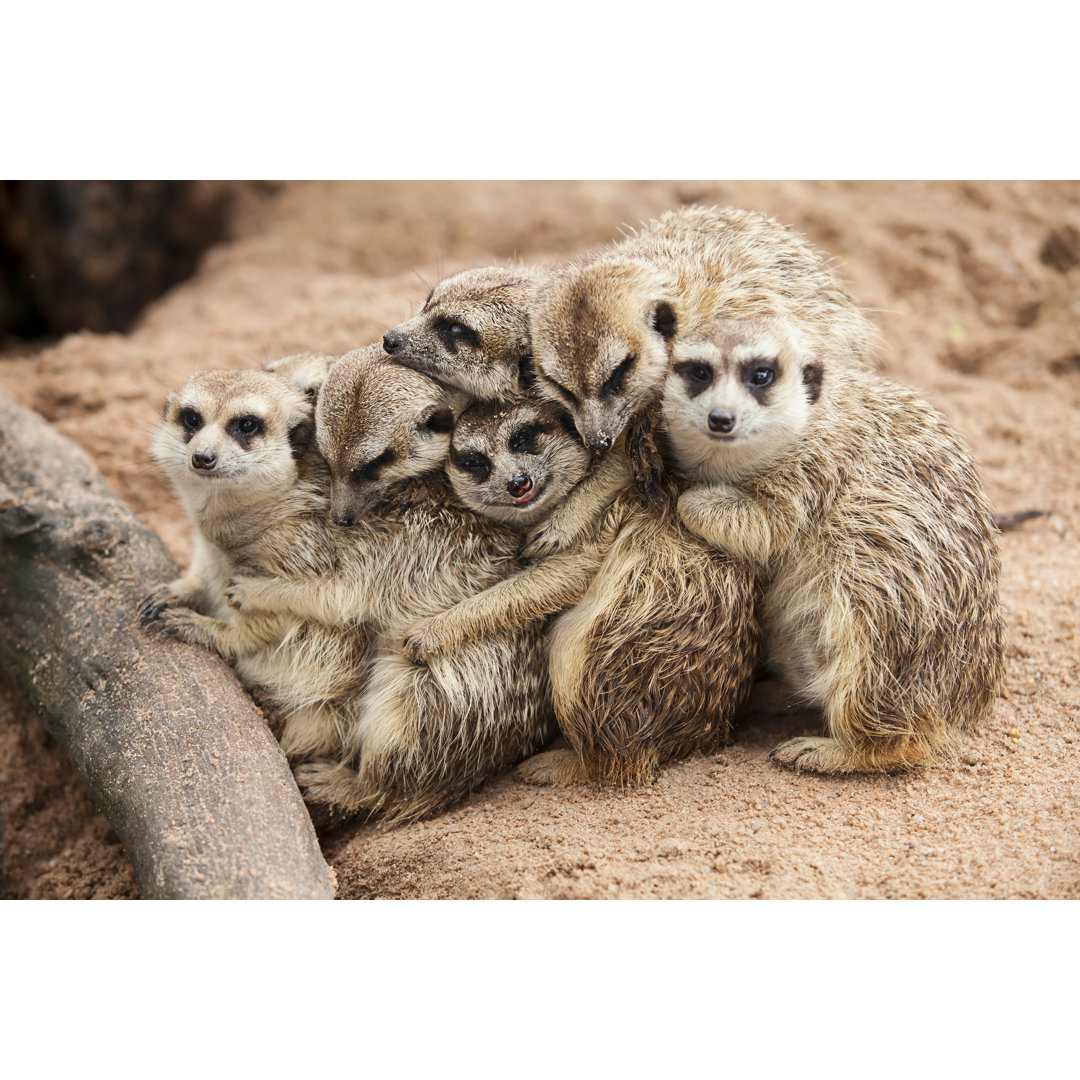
[[1, 180, 1077, 899]]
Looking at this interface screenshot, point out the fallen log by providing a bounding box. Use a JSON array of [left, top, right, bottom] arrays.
[[0, 391, 333, 899]]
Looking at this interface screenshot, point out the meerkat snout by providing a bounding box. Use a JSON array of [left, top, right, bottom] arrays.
[[382, 328, 403, 354], [192, 449, 218, 470], [708, 411, 736, 434], [507, 474, 533, 499]]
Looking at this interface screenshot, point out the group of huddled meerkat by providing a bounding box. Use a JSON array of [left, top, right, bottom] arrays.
[[141, 204, 1007, 825]]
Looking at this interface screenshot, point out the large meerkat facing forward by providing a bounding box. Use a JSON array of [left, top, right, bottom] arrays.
[[141, 356, 371, 762], [529, 205, 877, 455], [225, 346, 558, 824], [665, 317, 1006, 774]]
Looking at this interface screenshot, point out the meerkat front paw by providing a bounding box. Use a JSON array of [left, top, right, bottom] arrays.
[[515, 748, 590, 787], [401, 618, 451, 665], [138, 583, 181, 625], [519, 521, 573, 561], [143, 605, 218, 651]]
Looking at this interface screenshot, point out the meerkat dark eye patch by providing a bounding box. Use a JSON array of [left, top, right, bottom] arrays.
[[508, 423, 542, 455], [178, 407, 203, 441], [425, 406, 455, 434], [741, 358, 779, 401], [450, 451, 492, 482], [802, 362, 824, 404], [673, 360, 714, 397], [557, 406, 583, 442], [602, 354, 636, 398], [435, 319, 479, 352], [288, 417, 315, 460], [541, 372, 578, 407], [651, 301, 677, 341], [227, 414, 266, 448], [352, 448, 397, 482]]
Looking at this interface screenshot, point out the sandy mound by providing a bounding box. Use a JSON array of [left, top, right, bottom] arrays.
[[1, 180, 1077, 899]]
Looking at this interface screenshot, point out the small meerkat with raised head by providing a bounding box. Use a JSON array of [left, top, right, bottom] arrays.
[[382, 265, 546, 400], [664, 316, 1006, 774], [529, 205, 877, 456], [141, 355, 372, 761], [403, 397, 762, 789], [224, 345, 558, 824]]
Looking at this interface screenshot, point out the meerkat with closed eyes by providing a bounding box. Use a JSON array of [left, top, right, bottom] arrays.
[[665, 316, 1006, 774], [224, 346, 559, 824], [529, 204, 877, 458], [140, 357, 372, 762], [404, 396, 762, 789], [382, 262, 641, 558]]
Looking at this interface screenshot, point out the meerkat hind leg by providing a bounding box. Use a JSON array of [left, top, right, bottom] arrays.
[[293, 758, 366, 813], [516, 748, 590, 787], [769, 735, 923, 775]]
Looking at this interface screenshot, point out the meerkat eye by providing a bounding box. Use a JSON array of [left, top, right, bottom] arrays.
[[602, 354, 636, 397], [236, 416, 264, 436], [743, 360, 777, 390], [542, 373, 578, 406], [352, 448, 397, 482], [178, 408, 203, 433], [435, 319, 479, 351], [673, 361, 713, 395], [508, 424, 542, 455], [451, 451, 492, 482]]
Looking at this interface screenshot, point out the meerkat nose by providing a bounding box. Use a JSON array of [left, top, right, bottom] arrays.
[[586, 431, 613, 453], [191, 449, 218, 470], [507, 474, 533, 497], [382, 329, 403, 354], [708, 411, 736, 434]]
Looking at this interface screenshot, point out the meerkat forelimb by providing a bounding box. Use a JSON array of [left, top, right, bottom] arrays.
[[400, 394, 625, 663], [663, 315, 1006, 775]]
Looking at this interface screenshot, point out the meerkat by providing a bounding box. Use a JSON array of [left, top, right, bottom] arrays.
[[223, 345, 558, 824], [382, 264, 546, 401], [664, 316, 1006, 774], [382, 262, 638, 557], [402, 396, 762, 789], [140, 357, 372, 761], [529, 204, 877, 457]]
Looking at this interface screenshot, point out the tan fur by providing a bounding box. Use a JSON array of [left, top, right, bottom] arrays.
[[530, 205, 878, 454], [383, 265, 547, 400], [401, 400, 761, 787], [665, 317, 1007, 774], [226, 346, 557, 825], [142, 364, 370, 762]]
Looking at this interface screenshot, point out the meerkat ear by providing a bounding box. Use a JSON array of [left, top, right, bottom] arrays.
[[425, 406, 456, 433], [288, 416, 316, 460], [651, 301, 677, 341], [801, 360, 825, 405]]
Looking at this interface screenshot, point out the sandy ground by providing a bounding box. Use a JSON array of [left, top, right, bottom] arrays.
[[1, 180, 1077, 899]]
